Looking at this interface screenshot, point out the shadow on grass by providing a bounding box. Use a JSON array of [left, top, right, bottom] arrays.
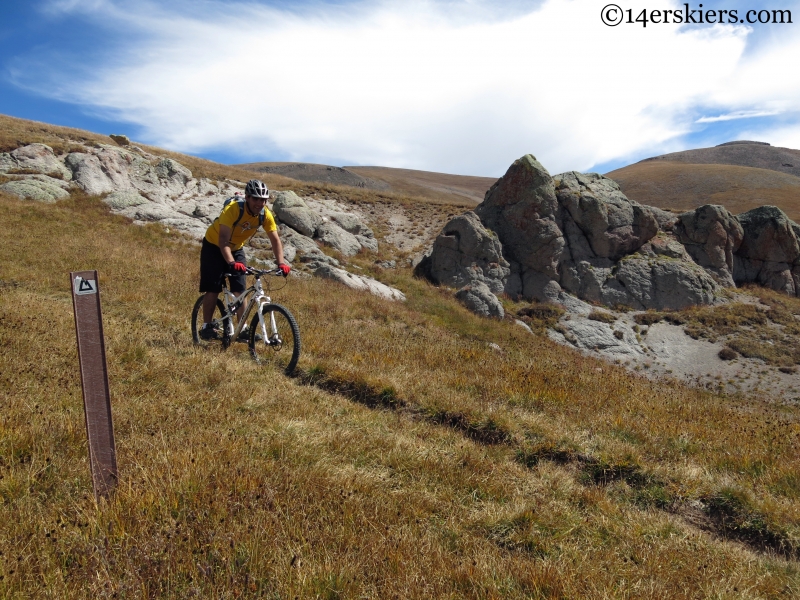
[[291, 365, 799, 560]]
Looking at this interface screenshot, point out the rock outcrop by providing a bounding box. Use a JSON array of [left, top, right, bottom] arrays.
[[417, 211, 509, 294], [734, 206, 800, 295], [475, 155, 564, 282], [1, 142, 403, 303], [271, 190, 377, 256], [674, 204, 743, 287], [420, 154, 721, 314], [311, 263, 406, 301]]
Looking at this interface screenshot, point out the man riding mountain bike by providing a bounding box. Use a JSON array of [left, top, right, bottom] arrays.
[[199, 179, 291, 341]]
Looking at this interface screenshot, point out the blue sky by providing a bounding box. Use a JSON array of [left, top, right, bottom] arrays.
[[2, 0, 799, 176]]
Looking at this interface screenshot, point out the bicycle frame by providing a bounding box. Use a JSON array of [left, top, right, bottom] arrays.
[[218, 270, 280, 345]]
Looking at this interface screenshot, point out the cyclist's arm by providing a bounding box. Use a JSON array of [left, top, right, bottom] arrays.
[[217, 225, 236, 264], [266, 229, 286, 265]]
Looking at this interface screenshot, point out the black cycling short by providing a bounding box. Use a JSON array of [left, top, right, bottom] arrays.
[[199, 238, 247, 293]]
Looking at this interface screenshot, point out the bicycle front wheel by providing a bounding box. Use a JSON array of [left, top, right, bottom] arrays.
[[191, 294, 232, 349], [249, 303, 301, 374]]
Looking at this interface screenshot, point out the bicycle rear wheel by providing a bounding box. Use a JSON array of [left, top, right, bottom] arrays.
[[191, 295, 232, 349], [249, 303, 301, 374]]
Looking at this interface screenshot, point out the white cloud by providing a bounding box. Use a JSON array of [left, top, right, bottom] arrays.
[[696, 110, 781, 123], [16, 0, 800, 175]]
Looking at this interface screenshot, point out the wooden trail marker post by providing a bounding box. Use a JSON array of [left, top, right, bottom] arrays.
[[70, 270, 118, 500]]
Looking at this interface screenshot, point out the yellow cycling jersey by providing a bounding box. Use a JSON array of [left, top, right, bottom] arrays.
[[204, 200, 277, 250]]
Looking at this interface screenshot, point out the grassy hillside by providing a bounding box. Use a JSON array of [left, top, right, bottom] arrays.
[[607, 161, 800, 221], [237, 161, 495, 206], [344, 166, 495, 205], [2, 190, 800, 596]]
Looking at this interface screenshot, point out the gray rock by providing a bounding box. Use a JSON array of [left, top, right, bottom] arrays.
[[279, 224, 340, 266], [0, 153, 15, 173], [613, 255, 719, 310], [0, 177, 70, 203], [272, 191, 323, 237], [65, 146, 194, 202], [734, 206, 800, 295], [674, 204, 743, 287], [316, 221, 362, 256], [522, 270, 561, 302], [455, 281, 504, 318], [638, 232, 693, 260], [515, 319, 533, 334], [330, 212, 374, 237], [311, 263, 406, 301], [423, 211, 510, 294], [104, 190, 148, 210], [556, 171, 658, 261], [475, 154, 564, 280], [8, 144, 72, 180], [643, 205, 679, 231], [110, 134, 130, 146], [551, 318, 644, 357], [737, 205, 800, 263], [356, 234, 379, 253], [66, 149, 147, 196]]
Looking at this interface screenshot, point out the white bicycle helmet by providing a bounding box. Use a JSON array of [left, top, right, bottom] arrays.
[[245, 179, 270, 199]]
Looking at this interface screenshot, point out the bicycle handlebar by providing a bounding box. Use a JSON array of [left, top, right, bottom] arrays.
[[245, 266, 284, 277]]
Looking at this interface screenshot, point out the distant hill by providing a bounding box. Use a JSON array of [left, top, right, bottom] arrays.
[[606, 141, 800, 222], [236, 161, 497, 206]]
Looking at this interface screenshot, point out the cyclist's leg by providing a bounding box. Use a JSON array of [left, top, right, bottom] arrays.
[[199, 238, 227, 325], [228, 248, 248, 322]]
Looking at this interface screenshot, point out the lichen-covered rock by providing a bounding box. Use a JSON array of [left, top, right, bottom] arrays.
[[556, 171, 658, 261], [613, 256, 719, 310], [110, 134, 130, 146], [0, 176, 70, 203], [279, 224, 339, 267], [316, 221, 362, 256], [104, 190, 148, 210], [329, 212, 374, 238], [734, 206, 800, 295], [455, 281, 504, 318], [312, 263, 406, 301], [674, 204, 743, 287], [475, 154, 563, 279], [421, 211, 509, 294], [4, 144, 72, 180], [272, 191, 324, 237], [643, 205, 679, 231]]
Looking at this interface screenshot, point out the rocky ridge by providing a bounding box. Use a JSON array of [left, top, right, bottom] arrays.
[[417, 154, 800, 317], [0, 141, 404, 301]]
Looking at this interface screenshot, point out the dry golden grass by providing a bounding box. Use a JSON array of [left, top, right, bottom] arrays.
[[345, 166, 494, 206], [607, 161, 800, 222], [234, 161, 493, 207], [2, 189, 800, 598]]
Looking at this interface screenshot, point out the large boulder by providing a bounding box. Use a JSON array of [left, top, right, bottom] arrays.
[[0, 176, 71, 203], [455, 281, 505, 318], [734, 206, 800, 295], [315, 221, 362, 256], [65, 147, 194, 202], [311, 263, 406, 301], [475, 154, 564, 280], [272, 191, 324, 237], [674, 204, 743, 287], [1, 144, 72, 180], [556, 171, 658, 261], [420, 211, 509, 294]]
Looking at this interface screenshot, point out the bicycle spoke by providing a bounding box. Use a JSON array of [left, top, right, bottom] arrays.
[[248, 303, 300, 374]]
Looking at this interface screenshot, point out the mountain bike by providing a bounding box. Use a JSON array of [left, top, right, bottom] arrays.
[[191, 267, 301, 374]]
